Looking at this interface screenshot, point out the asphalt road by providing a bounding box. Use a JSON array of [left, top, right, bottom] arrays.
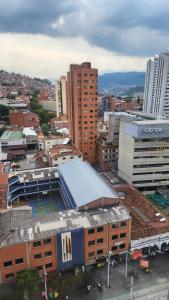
[[73, 253, 169, 300]]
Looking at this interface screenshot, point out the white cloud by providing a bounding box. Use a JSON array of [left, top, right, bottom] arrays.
[[0, 33, 147, 79]]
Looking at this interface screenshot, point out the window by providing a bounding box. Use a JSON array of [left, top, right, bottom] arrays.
[[88, 228, 95, 234], [34, 253, 42, 259], [112, 246, 118, 251], [6, 273, 14, 280], [44, 251, 52, 257], [88, 252, 95, 257], [97, 238, 103, 244], [36, 265, 43, 271], [15, 258, 23, 265], [120, 233, 126, 238], [43, 238, 51, 245], [88, 240, 95, 246], [4, 261, 12, 267], [112, 235, 118, 240], [97, 226, 103, 232], [120, 222, 127, 227], [97, 249, 103, 255], [45, 263, 53, 269], [119, 243, 125, 249], [33, 241, 41, 247], [112, 223, 118, 229]]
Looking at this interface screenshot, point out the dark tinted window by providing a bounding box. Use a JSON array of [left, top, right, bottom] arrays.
[[97, 227, 103, 232], [88, 228, 95, 234], [33, 241, 41, 247], [4, 261, 12, 267], [112, 235, 118, 240], [15, 258, 23, 265], [88, 240, 95, 246]]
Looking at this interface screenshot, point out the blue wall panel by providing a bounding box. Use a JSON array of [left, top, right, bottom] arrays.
[[57, 227, 84, 270]]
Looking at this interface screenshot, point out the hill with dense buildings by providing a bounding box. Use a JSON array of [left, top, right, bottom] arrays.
[[99, 71, 145, 95]]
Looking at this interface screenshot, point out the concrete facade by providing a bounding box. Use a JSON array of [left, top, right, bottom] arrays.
[[118, 119, 169, 190]]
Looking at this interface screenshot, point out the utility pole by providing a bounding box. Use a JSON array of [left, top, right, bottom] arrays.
[[43, 266, 48, 300], [125, 251, 128, 277], [107, 223, 110, 288], [130, 276, 133, 300], [107, 252, 110, 288]]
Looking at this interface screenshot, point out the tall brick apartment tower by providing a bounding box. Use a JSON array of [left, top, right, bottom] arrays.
[[67, 62, 98, 163]]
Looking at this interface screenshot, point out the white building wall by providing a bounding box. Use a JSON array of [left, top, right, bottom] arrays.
[[50, 155, 83, 166], [144, 52, 169, 116], [118, 121, 134, 184], [60, 76, 67, 116]]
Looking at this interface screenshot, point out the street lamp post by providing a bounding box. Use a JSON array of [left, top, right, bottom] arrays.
[[43, 266, 48, 300], [107, 223, 110, 288], [125, 251, 128, 278], [107, 251, 110, 288], [130, 276, 133, 300]]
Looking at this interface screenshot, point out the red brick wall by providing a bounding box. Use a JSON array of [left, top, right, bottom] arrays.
[[0, 236, 57, 283], [9, 111, 40, 128], [67, 62, 98, 164], [84, 220, 131, 264]]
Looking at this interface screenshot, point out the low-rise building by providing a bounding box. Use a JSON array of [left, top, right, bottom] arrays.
[[97, 140, 118, 171], [44, 136, 70, 155], [0, 204, 131, 283], [23, 127, 38, 150], [48, 145, 83, 166], [9, 110, 40, 128], [0, 130, 26, 161]]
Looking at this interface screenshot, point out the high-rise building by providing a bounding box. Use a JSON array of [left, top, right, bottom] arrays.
[[55, 76, 67, 118], [67, 62, 98, 163], [144, 51, 169, 116]]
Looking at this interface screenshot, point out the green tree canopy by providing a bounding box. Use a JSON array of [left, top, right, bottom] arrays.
[[16, 269, 40, 300]]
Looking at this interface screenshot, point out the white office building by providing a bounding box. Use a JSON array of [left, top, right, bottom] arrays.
[[55, 76, 67, 118], [144, 51, 169, 116], [118, 119, 169, 190]]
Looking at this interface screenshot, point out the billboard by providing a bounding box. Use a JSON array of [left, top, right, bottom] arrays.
[[61, 232, 72, 263]]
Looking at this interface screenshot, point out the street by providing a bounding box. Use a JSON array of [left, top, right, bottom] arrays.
[[72, 253, 169, 300]]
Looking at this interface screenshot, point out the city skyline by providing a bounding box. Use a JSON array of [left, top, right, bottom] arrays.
[[0, 0, 169, 78]]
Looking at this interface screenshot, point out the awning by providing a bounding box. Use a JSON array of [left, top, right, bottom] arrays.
[[131, 249, 142, 260]]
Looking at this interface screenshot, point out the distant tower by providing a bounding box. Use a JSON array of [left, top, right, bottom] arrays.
[[67, 62, 98, 163], [55, 76, 67, 118], [144, 51, 169, 116]]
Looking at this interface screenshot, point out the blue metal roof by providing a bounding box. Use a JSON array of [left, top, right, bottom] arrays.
[[58, 160, 118, 207]]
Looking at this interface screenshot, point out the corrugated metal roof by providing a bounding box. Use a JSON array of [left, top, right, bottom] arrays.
[[58, 160, 118, 207]]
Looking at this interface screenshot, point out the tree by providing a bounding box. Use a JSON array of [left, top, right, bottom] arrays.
[[0, 104, 10, 120], [0, 127, 5, 137], [76, 269, 94, 291], [42, 123, 49, 135], [16, 269, 40, 300]]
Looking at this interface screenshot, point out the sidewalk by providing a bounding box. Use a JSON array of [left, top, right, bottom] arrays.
[[72, 253, 169, 300]]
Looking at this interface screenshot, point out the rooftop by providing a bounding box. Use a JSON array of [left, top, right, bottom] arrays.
[[10, 166, 59, 183], [0, 130, 23, 140], [0, 204, 130, 247], [58, 160, 118, 207], [49, 145, 82, 158], [113, 184, 169, 240], [23, 127, 37, 136]]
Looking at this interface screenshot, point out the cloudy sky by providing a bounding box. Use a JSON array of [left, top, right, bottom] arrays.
[[0, 0, 168, 79]]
